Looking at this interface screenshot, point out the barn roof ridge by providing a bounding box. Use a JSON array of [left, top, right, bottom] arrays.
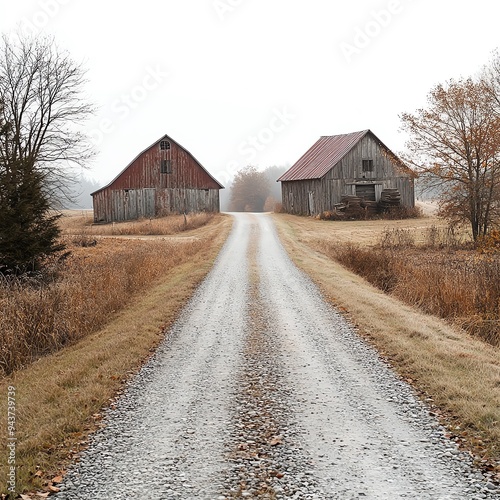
[[277, 129, 412, 182], [91, 134, 224, 196]]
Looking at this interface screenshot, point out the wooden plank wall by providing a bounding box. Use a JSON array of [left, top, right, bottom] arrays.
[[93, 188, 220, 222], [155, 188, 220, 216]]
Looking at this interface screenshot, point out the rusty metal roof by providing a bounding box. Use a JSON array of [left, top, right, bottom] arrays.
[[278, 130, 371, 182]]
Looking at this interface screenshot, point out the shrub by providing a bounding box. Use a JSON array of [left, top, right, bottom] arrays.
[[381, 205, 423, 220], [423, 225, 467, 249], [323, 236, 500, 346], [317, 241, 399, 292], [273, 202, 284, 213], [477, 229, 500, 253]]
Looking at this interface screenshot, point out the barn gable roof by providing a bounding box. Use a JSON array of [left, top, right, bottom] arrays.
[[277, 130, 414, 182], [91, 134, 224, 196]]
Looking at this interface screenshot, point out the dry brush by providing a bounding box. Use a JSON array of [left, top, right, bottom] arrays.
[[0, 213, 216, 375], [317, 227, 500, 346]]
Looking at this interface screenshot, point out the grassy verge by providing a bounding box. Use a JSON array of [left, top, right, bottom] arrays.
[[0, 214, 232, 497], [272, 213, 500, 481]]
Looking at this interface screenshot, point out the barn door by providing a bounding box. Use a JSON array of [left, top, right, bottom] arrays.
[[144, 189, 155, 217], [126, 190, 138, 220], [355, 184, 376, 201], [112, 189, 136, 221], [308, 191, 315, 215]]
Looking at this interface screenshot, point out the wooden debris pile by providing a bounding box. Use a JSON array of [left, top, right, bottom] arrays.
[[340, 196, 365, 219], [319, 189, 403, 220]]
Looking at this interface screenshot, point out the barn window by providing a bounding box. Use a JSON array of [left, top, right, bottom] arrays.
[[362, 159, 374, 172], [160, 140, 171, 150], [161, 159, 172, 174]]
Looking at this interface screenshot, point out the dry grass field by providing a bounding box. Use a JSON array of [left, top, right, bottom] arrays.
[[273, 209, 500, 481], [0, 213, 232, 496], [58, 210, 215, 237]]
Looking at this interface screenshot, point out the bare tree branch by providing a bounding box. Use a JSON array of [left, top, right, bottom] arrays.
[[0, 32, 95, 205]]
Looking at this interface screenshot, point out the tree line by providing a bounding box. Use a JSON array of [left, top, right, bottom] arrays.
[[225, 165, 287, 212]]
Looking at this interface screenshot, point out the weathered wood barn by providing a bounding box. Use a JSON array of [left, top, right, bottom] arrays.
[[92, 134, 223, 222], [278, 130, 415, 215]]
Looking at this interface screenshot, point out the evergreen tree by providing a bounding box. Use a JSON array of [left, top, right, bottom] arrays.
[[0, 123, 64, 275]]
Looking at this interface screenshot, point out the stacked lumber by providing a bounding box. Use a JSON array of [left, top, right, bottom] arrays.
[[321, 194, 385, 220], [379, 188, 401, 211]]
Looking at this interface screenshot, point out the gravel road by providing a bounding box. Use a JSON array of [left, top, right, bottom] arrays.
[[56, 213, 499, 499]]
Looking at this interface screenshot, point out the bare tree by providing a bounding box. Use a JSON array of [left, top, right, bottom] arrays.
[[0, 32, 95, 204], [0, 33, 94, 274], [400, 78, 500, 241]]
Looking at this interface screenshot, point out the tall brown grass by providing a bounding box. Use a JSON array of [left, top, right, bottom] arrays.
[[60, 212, 215, 236], [316, 227, 500, 346], [0, 237, 204, 375]]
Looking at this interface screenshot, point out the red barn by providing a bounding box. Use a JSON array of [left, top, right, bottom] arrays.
[[91, 134, 223, 222]]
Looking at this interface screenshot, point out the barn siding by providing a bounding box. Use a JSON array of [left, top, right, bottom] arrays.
[[281, 179, 323, 215], [155, 188, 219, 215], [281, 133, 414, 215], [95, 187, 220, 222], [92, 135, 222, 222]]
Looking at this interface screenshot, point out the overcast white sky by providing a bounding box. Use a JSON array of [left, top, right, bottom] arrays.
[[1, 0, 499, 187]]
